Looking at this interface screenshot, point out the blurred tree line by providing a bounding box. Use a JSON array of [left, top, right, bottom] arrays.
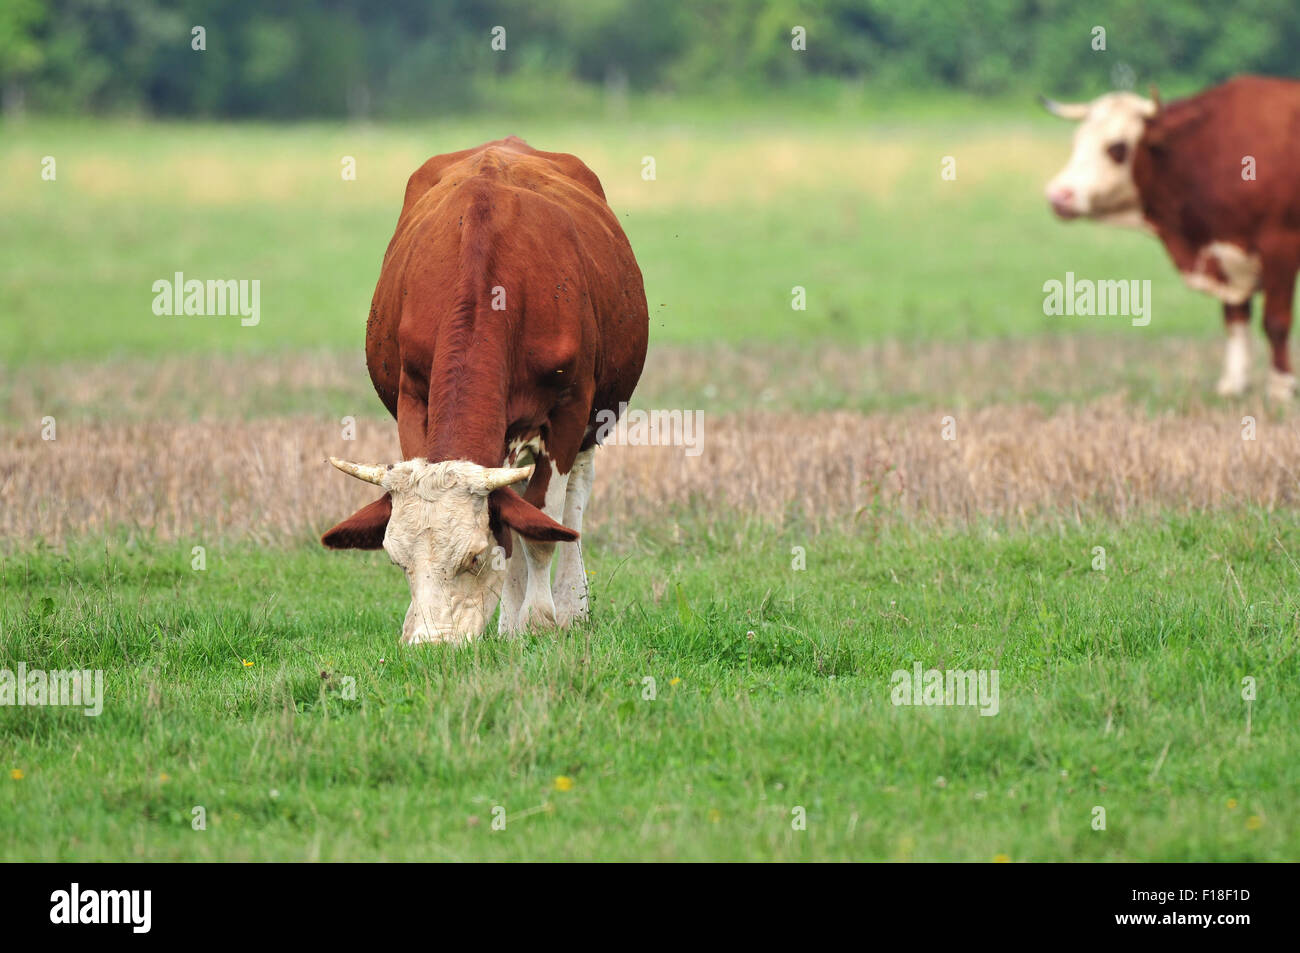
[[1, 0, 1296, 118]]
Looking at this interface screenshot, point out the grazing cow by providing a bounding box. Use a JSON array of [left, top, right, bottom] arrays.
[[1042, 76, 1300, 399], [323, 137, 648, 645]]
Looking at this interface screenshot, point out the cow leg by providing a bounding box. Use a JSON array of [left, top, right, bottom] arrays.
[[497, 444, 536, 637], [512, 458, 570, 632], [1216, 301, 1252, 397], [553, 447, 595, 627], [497, 537, 529, 637], [1262, 266, 1297, 400]]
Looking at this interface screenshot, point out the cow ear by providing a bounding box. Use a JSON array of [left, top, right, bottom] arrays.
[[321, 494, 392, 549], [491, 488, 579, 544]]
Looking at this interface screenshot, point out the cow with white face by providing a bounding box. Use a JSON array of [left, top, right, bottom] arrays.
[[1042, 76, 1300, 400], [322, 137, 648, 646], [329, 458, 533, 644], [1042, 92, 1155, 225]]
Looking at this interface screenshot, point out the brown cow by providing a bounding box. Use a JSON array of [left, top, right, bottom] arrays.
[[1043, 76, 1300, 399], [323, 137, 648, 645]]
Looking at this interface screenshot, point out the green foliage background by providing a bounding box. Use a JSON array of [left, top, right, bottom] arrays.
[[1, 0, 1296, 118]]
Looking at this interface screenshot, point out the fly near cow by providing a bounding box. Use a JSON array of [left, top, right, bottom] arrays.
[[323, 137, 649, 645], [1042, 76, 1300, 399]]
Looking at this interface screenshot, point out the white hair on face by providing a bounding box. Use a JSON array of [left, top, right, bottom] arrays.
[[1045, 92, 1156, 221], [379, 460, 505, 645]]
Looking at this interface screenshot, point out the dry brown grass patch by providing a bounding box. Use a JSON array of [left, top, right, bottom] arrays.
[[4, 401, 1298, 547], [0, 336, 1266, 426]]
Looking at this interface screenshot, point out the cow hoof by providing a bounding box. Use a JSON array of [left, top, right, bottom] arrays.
[[497, 606, 550, 636], [523, 611, 557, 631], [1215, 375, 1249, 398], [1268, 371, 1297, 401]]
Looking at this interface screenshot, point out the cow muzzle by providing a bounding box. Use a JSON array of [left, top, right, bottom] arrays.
[[401, 601, 486, 646], [1046, 184, 1081, 219], [399, 566, 502, 646]]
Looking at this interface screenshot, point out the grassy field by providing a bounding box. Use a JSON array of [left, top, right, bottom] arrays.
[[2, 109, 1298, 860], [3, 515, 1296, 861], [0, 113, 1222, 363]]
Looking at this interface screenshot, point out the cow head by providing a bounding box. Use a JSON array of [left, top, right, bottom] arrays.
[[323, 457, 577, 645], [1041, 91, 1158, 221]]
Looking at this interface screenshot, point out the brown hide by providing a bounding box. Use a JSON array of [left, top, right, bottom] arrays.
[[1133, 76, 1300, 373], [1134, 76, 1300, 272], [323, 137, 648, 550]]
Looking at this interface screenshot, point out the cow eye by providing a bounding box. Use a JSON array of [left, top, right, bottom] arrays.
[[1106, 141, 1129, 164], [466, 547, 490, 574]]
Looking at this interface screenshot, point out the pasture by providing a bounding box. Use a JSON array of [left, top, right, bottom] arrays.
[[2, 108, 1297, 860]]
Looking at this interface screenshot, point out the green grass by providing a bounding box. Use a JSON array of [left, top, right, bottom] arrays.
[[3, 110, 1294, 861], [2, 512, 1296, 861], [0, 115, 1223, 365]]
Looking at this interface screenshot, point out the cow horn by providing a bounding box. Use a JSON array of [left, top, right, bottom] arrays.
[[1038, 95, 1090, 120], [481, 464, 534, 492], [1147, 84, 1162, 116], [329, 457, 388, 486]]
